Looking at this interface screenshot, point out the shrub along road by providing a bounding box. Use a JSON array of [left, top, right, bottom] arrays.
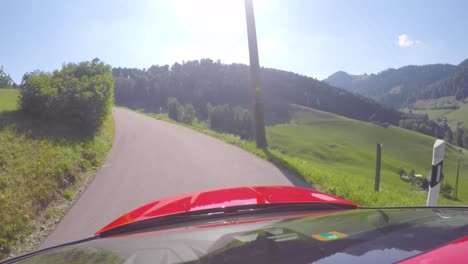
[[40, 107, 309, 248]]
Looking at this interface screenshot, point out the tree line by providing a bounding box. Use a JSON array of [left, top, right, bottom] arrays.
[[207, 103, 253, 139], [0, 66, 14, 89], [399, 112, 453, 140], [113, 59, 402, 127], [167, 97, 196, 125], [399, 111, 468, 148], [166, 96, 254, 139]]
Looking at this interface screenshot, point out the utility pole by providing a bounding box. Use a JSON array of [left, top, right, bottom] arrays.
[[245, 0, 267, 148], [455, 158, 461, 199], [374, 144, 382, 192]]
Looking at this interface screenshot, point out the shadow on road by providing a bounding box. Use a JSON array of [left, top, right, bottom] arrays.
[[0, 111, 95, 143], [262, 149, 315, 190]]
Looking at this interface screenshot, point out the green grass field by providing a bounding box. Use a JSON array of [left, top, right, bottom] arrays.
[[0, 89, 114, 259], [266, 105, 467, 205], [0, 88, 20, 111]]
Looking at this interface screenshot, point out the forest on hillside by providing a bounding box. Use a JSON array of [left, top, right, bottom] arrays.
[[419, 59, 468, 100], [113, 59, 401, 126]]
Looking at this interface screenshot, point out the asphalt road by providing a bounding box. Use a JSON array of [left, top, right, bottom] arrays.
[[40, 108, 310, 248]]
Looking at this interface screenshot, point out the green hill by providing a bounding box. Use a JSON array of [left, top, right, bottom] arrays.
[[266, 105, 468, 205]]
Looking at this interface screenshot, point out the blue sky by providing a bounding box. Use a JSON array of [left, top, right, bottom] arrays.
[[1, 0, 468, 82]]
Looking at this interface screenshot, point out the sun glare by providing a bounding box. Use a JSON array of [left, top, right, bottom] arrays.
[[170, 0, 246, 30]]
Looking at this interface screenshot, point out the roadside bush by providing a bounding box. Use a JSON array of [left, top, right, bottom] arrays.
[[19, 59, 114, 133], [441, 182, 454, 199], [167, 97, 180, 121], [398, 168, 430, 191], [397, 168, 406, 176], [208, 104, 253, 139], [182, 104, 196, 125], [167, 98, 197, 125], [419, 177, 429, 190]]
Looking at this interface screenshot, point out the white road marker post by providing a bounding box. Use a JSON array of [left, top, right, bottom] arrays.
[[427, 139, 445, 206]]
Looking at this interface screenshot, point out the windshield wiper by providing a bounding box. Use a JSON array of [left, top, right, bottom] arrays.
[[99, 203, 355, 238]]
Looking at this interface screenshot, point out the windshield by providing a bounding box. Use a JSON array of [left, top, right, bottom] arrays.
[[1, 0, 468, 262], [13, 208, 468, 264]]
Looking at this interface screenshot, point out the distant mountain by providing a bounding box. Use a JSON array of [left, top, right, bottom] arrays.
[[323, 71, 353, 91], [324, 63, 459, 108], [113, 59, 402, 125], [323, 71, 369, 92]]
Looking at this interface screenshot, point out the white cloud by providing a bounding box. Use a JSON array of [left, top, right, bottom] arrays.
[[397, 34, 415, 47]]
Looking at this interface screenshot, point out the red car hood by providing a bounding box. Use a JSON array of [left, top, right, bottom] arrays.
[[96, 186, 357, 234], [398, 236, 468, 264]]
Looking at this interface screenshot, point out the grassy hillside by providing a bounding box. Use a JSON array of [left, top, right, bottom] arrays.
[[0, 89, 114, 259], [267, 105, 467, 205], [445, 103, 468, 128], [407, 96, 468, 129]]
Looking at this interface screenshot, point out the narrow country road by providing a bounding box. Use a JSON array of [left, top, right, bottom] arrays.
[[40, 108, 310, 248]]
